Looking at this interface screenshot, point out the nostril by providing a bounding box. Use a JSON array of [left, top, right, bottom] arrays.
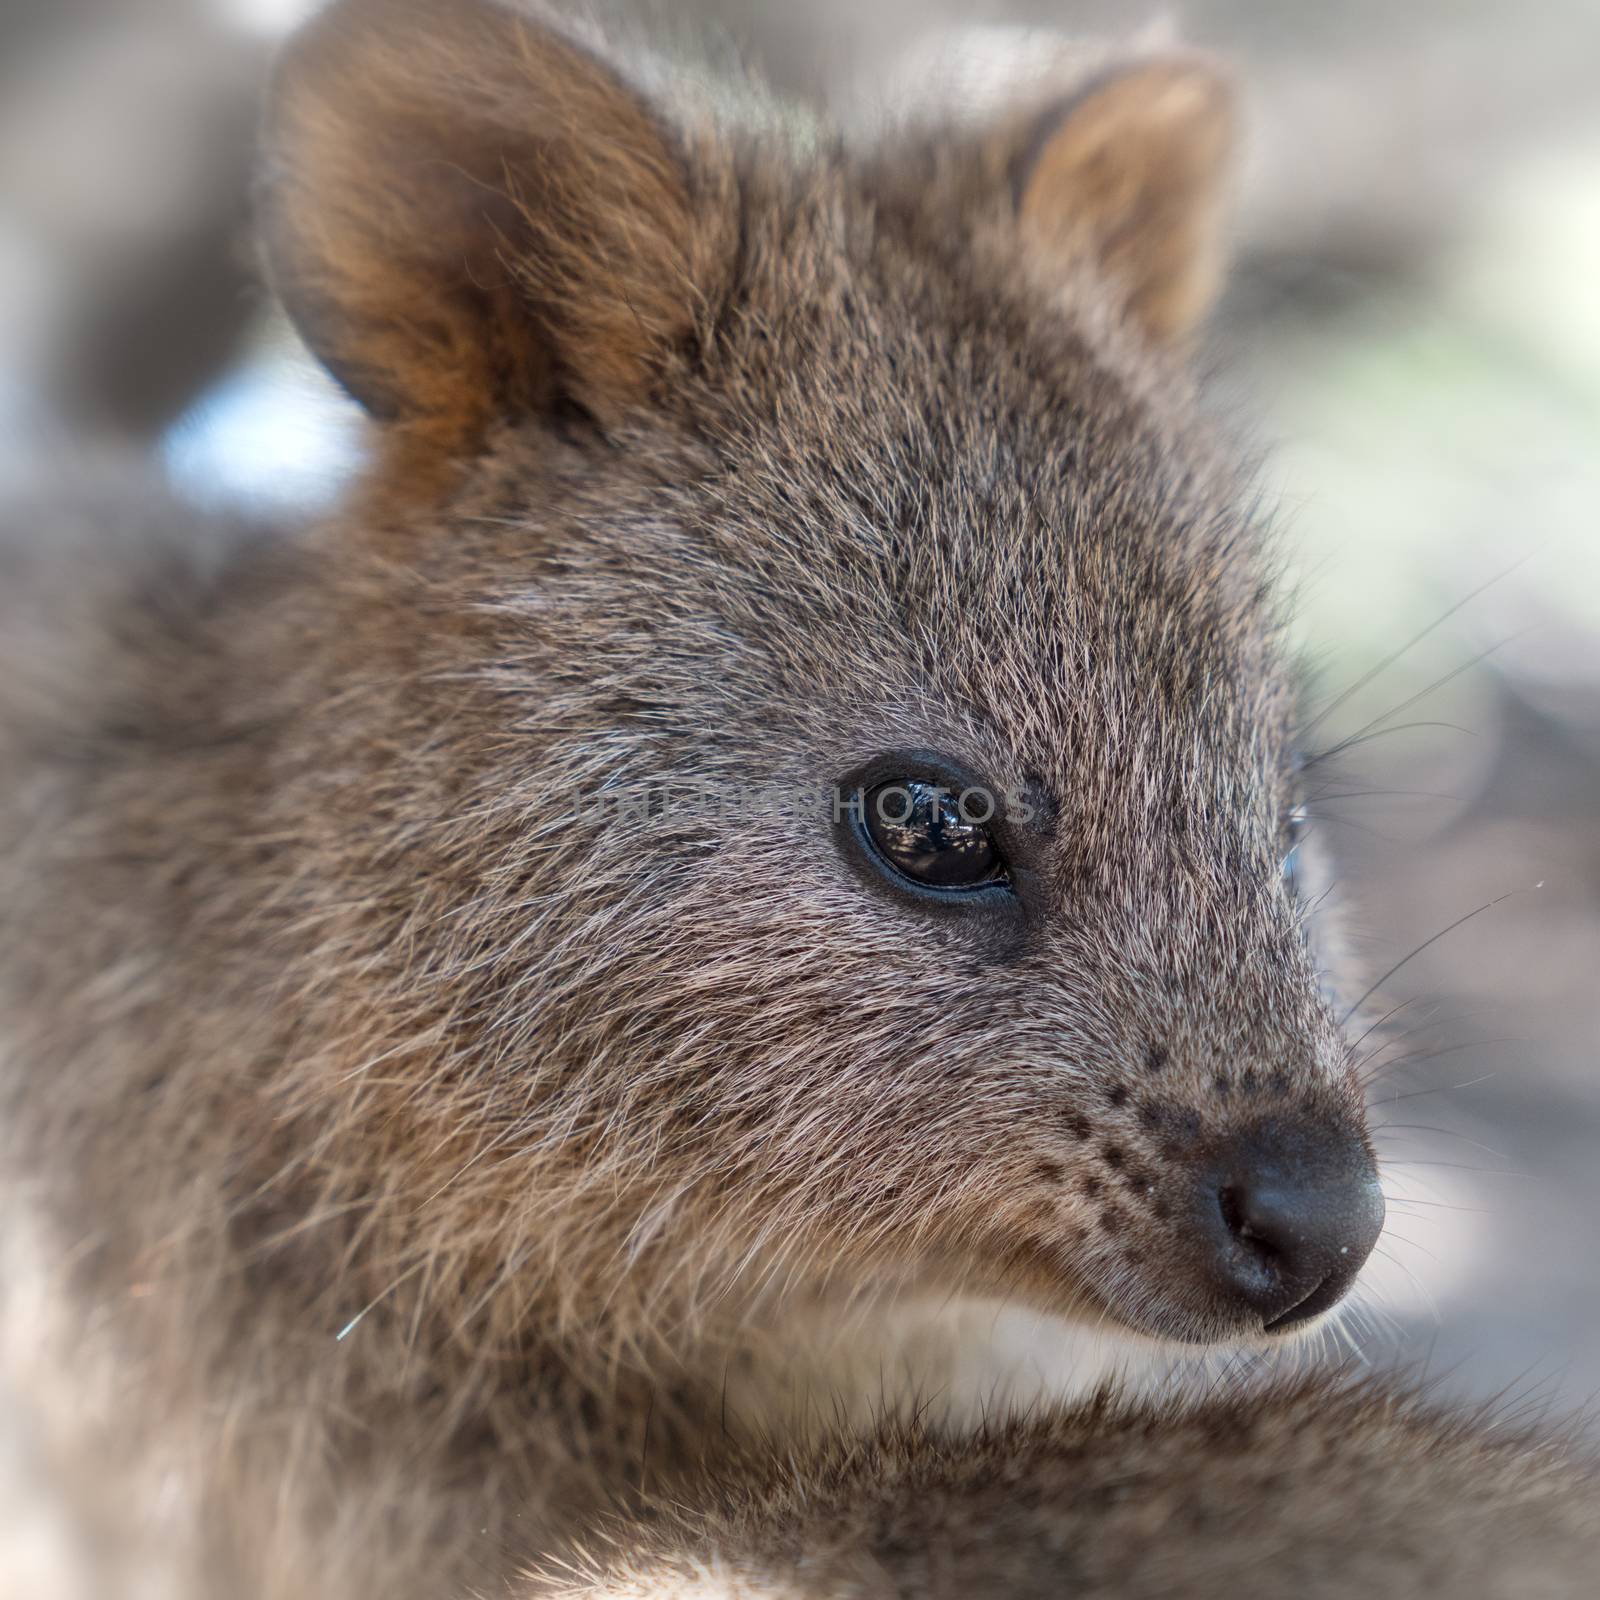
[[1195, 1125, 1386, 1332], [1217, 1184, 1278, 1261], [1216, 1184, 1254, 1254]]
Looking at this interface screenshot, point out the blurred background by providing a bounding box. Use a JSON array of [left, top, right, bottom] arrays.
[[1, 0, 1596, 1540]]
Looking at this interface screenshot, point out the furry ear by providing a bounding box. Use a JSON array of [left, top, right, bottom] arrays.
[[262, 0, 698, 435], [1011, 58, 1236, 345]]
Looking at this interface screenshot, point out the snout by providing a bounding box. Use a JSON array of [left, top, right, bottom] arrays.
[[1191, 1120, 1384, 1332]]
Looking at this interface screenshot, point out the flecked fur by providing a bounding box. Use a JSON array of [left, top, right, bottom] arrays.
[[0, 3, 1594, 1597]]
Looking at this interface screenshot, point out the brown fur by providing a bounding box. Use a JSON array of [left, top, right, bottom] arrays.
[[0, 3, 1594, 1596], [543, 1377, 1598, 1598]]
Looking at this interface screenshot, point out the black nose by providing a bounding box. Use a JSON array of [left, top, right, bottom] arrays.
[[1198, 1122, 1385, 1332]]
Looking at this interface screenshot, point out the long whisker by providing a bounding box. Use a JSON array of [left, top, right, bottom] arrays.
[[1374, 1072, 1501, 1106], [1340, 887, 1538, 1025], [1303, 721, 1477, 771], [1346, 997, 1421, 1057], [1298, 552, 1534, 739], [1371, 1122, 1509, 1161], [1333, 635, 1517, 755]]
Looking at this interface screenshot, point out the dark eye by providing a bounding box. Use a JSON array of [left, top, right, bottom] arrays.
[[858, 780, 1006, 891], [1282, 800, 1309, 886]]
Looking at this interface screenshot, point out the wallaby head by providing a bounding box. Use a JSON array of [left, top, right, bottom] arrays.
[[222, 0, 1386, 1360]]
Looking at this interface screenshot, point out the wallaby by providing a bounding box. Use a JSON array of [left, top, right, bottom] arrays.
[[0, 1, 1593, 1596]]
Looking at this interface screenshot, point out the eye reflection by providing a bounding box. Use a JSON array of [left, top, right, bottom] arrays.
[[860, 780, 1004, 890]]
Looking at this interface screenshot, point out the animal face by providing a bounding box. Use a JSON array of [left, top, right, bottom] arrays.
[[264, 0, 1381, 1349]]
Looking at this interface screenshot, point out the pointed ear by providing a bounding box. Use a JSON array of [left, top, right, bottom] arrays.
[[262, 0, 699, 437], [1010, 58, 1236, 345]]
